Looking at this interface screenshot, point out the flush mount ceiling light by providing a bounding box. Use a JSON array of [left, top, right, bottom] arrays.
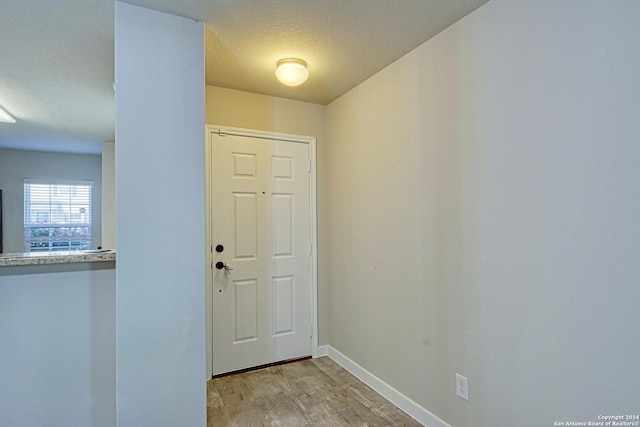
[[275, 58, 309, 87], [0, 106, 16, 123]]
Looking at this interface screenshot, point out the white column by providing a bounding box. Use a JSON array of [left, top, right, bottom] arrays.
[[114, 3, 205, 426]]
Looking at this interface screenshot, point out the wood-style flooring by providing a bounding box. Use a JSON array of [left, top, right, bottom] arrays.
[[207, 357, 422, 426]]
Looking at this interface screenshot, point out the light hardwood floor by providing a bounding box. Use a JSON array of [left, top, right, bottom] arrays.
[[207, 357, 422, 426]]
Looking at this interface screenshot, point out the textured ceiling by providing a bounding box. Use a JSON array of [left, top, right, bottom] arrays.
[[128, 0, 489, 104], [0, 0, 488, 153], [0, 0, 115, 154]]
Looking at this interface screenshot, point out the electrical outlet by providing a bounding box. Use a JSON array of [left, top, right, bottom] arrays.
[[456, 373, 469, 401]]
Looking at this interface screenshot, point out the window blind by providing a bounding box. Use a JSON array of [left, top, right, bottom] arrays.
[[23, 180, 93, 252]]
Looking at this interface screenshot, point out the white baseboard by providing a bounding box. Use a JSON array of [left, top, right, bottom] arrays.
[[316, 344, 329, 357], [315, 345, 452, 427]]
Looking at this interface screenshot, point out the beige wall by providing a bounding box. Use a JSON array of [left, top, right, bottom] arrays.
[[101, 141, 116, 249], [205, 85, 329, 345], [325, 0, 640, 426], [206, 3, 640, 422]]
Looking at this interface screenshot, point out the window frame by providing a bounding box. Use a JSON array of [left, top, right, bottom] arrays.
[[23, 179, 94, 252]]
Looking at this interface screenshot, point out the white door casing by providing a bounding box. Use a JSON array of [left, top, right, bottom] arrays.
[[205, 126, 318, 377]]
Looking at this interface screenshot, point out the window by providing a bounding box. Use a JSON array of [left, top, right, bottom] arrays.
[[24, 180, 93, 252]]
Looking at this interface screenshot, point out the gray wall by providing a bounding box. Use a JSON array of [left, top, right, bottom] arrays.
[[115, 3, 206, 426], [325, 0, 640, 426], [0, 266, 115, 426], [0, 148, 102, 253]]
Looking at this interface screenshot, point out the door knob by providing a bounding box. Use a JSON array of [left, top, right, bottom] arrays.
[[215, 261, 233, 277], [215, 261, 233, 271]]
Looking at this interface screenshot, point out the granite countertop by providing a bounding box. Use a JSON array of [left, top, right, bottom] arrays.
[[0, 250, 116, 267]]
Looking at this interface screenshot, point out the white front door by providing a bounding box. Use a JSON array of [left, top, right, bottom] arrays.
[[210, 131, 312, 376]]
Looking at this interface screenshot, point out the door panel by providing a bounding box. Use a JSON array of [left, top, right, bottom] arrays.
[[233, 193, 258, 259], [273, 275, 294, 335], [211, 132, 311, 375], [272, 193, 294, 256], [233, 279, 258, 342]]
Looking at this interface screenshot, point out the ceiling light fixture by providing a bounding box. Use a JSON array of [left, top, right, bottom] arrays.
[[275, 58, 309, 87], [0, 106, 16, 123]]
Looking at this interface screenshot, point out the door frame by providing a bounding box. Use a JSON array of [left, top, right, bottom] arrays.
[[205, 125, 319, 379]]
